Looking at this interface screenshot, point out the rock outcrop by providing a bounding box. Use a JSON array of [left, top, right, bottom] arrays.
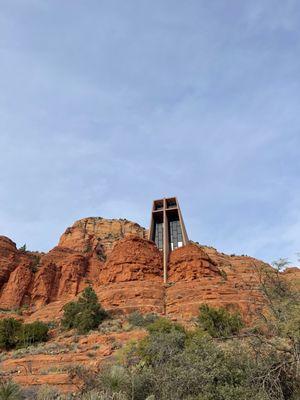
[[0, 218, 299, 324], [0, 237, 34, 309], [1, 218, 299, 395], [167, 243, 221, 282], [58, 217, 146, 256], [0, 218, 147, 313], [31, 247, 89, 307], [166, 243, 266, 321], [0, 264, 34, 310], [99, 235, 162, 284], [98, 236, 164, 315], [282, 266, 300, 285], [0, 237, 29, 289]]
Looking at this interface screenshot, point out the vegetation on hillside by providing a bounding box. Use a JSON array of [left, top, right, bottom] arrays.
[[127, 311, 158, 328], [65, 260, 300, 400], [0, 379, 22, 400], [61, 287, 108, 334], [0, 319, 48, 351], [0, 261, 299, 400], [197, 303, 244, 337]]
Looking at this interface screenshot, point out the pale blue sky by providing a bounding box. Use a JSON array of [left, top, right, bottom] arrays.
[[0, 1, 299, 265]]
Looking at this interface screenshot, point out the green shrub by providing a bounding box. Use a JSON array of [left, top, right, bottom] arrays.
[[127, 311, 144, 327], [99, 365, 130, 394], [62, 287, 107, 334], [139, 328, 187, 368], [146, 317, 185, 335], [0, 318, 48, 350], [0, 318, 22, 350], [98, 319, 123, 334], [81, 390, 127, 400], [36, 385, 59, 400], [117, 328, 286, 400], [127, 311, 158, 328], [143, 313, 158, 326], [70, 320, 299, 399], [197, 304, 244, 337], [0, 380, 22, 400], [61, 301, 81, 330], [17, 321, 49, 348]]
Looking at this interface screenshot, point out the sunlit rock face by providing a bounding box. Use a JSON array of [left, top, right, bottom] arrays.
[[165, 243, 268, 321], [97, 235, 164, 315], [58, 217, 146, 256], [1, 218, 298, 324]]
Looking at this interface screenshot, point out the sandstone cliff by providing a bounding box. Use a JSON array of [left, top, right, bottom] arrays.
[[0, 218, 147, 313], [58, 217, 146, 256], [1, 217, 299, 395], [0, 217, 299, 324]]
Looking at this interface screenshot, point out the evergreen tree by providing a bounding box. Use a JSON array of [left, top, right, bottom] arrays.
[[62, 286, 107, 334]]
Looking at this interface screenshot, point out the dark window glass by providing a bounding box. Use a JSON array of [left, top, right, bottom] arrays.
[[154, 222, 164, 250], [169, 219, 183, 250]]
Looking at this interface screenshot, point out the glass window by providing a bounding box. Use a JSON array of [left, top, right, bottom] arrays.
[[154, 222, 164, 250], [169, 219, 183, 250]]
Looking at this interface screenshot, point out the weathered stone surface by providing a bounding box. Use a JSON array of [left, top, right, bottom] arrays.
[[282, 267, 300, 289], [0, 236, 27, 289], [166, 243, 266, 322], [168, 243, 221, 282], [0, 236, 34, 308], [58, 217, 146, 256], [97, 281, 165, 315], [97, 235, 164, 315], [31, 247, 89, 307], [0, 219, 145, 310], [99, 235, 163, 284], [0, 219, 298, 323], [0, 264, 33, 309]]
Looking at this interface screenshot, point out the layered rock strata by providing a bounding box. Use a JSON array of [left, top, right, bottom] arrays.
[[58, 217, 146, 256], [98, 235, 164, 314], [166, 243, 266, 321], [0, 218, 299, 323]]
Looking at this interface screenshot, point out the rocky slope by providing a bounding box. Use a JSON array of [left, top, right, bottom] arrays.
[[1, 216, 299, 393], [0, 217, 299, 323], [0, 323, 146, 393]]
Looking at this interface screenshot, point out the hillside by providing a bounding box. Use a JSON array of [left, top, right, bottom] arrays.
[[0, 217, 299, 394]]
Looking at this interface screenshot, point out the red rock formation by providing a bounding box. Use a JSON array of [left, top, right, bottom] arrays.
[[0, 237, 34, 308], [282, 267, 300, 292], [99, 235, 162, 284], [58, 217, 146, 256], [98, 236, 164, 314], [0, 219, 145, 311], [1, 220, 299, 395], [168, 243, 220, 282], [0, 237, 29, 289], [0, 264, 33, 309], [31, 247, 89, 307], [166, 243, 266, 322], [0, 218, 298, 323]]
